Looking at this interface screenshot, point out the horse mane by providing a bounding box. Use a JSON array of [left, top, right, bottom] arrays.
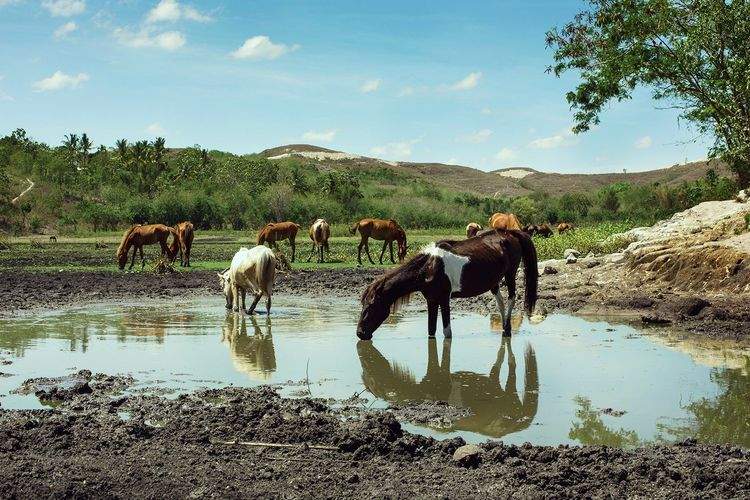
[[360, 253, 428, 310], [117, 225, 139, 259]]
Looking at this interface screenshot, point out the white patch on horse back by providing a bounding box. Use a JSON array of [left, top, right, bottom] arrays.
[[421, 243, 470, 293]]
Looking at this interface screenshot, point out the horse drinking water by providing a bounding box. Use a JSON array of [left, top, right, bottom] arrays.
[[350, 218, 407, 265], [356, 229, 538, 339], [218, 246, 276, 315]]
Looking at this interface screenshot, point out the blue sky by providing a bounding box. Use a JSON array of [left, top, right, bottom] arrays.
[[0, 0, 711, 173]]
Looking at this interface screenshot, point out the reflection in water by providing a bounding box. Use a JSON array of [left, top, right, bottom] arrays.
[[657, 358, 750, 448], [357, 337, 538, 438], [221, 314, 276, 380], [568, 396, 641, 447], [489, 314, 523, 334]]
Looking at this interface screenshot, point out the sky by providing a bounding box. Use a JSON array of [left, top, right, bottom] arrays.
[[0, 0, 712, 173]]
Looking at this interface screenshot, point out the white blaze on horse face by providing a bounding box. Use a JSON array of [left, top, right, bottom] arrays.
[[421, 243, 470, 293]]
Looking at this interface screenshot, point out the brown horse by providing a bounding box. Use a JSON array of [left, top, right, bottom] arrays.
[[357, 229, 537, 339], [466, 222, 483, 238], [307, 218, 331, 263], [257, 221, 300, 262], [557, 222, 574, 234], [489, 212, 523, 230], [116, 224, 176, 270], [524, 223, 553, 238], [350, 218, 407, 265], [169, 221, 194, 267]]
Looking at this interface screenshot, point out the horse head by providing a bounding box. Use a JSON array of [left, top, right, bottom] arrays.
[[357, 277, 392, 340]]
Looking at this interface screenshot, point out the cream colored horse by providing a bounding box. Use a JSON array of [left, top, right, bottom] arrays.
[[307, 218, 331, 263], [218, 246, 276, 315]]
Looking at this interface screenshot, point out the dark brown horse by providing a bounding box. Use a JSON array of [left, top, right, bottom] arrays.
[[357, 337, 538, 438], [523, 223, 553, 238], [116, 224, 176, 270], [257, 221, 300, 261], [350, 218, 407, 265], [170, 221, 194, 267], [357, 229, 537, 339]]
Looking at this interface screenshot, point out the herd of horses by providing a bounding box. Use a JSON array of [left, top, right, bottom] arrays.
[[116, 212, 570, 338]]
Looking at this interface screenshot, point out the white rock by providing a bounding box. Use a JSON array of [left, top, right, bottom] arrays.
[[563, 248, 580, 259], [566, 254, 578, 264]]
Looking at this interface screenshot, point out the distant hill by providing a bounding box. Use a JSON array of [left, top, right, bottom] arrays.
[[260, 144, 727, 198]]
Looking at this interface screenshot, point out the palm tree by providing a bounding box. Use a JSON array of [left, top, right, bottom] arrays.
[[200, 148, 210, 170], [62, 133, 79, 176], [80, 133, 93, 168], [153, 137, 166, 172], [131, 140, 152, 192], [115, 139, 128, 162]]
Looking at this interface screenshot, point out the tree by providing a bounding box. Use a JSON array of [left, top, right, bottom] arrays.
[[80, 133, 93, 168], [115, 139, 128, 162], [547, 1, 750, 186]]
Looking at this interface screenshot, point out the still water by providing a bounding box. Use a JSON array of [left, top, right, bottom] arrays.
[[1, 296, 748, 448]]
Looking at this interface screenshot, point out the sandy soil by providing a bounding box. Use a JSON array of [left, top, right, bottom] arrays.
[[1, 373, 748, 499]]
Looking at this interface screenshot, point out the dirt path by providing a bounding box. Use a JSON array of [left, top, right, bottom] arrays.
[[1, 381, 747, 498], [10, 177, 34, 206]]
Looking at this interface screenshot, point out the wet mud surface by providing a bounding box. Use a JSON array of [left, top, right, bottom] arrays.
[[1, 381, 748, 499], [1, 267, 748, 341]]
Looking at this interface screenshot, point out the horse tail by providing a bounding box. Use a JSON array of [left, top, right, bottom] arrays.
[[349, 221, 360, 235], [257, 247, 276, 295], [117, 225, 138, 259], [514, 230, 538, 315]]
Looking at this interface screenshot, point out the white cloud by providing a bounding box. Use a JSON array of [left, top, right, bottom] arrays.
[[32, 70, 89, 92], [397, 86, 414, 97], [360, 79, 381, 94], [145, 122, 165, 135], [446, 157, 458, 165], [146, 0, 211, 23], [43, 0, 85, 17], [450, 71, 481, 91], [54, 21, 77, 39], [370, 137, 423, 161], [528, 128, 578, 150], [635, 136, 652, 149], [302, 130, 336, 143], [0, 0, 23, 7], [230, 35, 299, 60], [458, 129, 492, 144], [495, 147, 516, 161], [114, 27, 186, 50], [481, 107, 492, 115]]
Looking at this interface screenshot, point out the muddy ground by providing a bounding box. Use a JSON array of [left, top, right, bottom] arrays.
[[2, 265, 749, 341], [1, 374, 748, 499]]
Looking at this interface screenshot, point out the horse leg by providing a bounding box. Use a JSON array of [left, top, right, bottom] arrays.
[[231, 284, 240, 313], [290, 237, 296, 262], [364, 239, 375, 265], [389, 241, 395, 264], [319, 244, 324, 263], [139, 246, 146, 269], [306, 243, 316, 262], [503, 271, 517, 337], [503, 337, 517, 393], [129, 246, 137, 270], [427, 300, 438, 337], [247, 292, 263, 315], [491, 284, 507, 333], [379, 241, 388, 264], [241, 288, 247, 314], [357, 240, 364, 266], [440, 297, 452, 338]]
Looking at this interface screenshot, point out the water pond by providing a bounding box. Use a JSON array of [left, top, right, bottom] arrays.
[[1, 296, 748, 448]]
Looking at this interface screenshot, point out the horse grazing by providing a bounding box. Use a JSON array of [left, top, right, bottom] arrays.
[[466, 222, 483, 238], [170, 221, 194, 267], [523, 223, 553, 238], [357, 229, 538, 340], [557, 222, 574, 234], [523, 224, 538, 236], [350, 218, 407, 265], [257, 222, 300, 262], [307, 218, 331, 263], [489, 212, 523, 230], [117, 224, 176, 270], [218, 246, 276, 315]]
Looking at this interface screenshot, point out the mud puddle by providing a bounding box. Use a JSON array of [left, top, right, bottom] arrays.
[[0, 295, 748, 448]]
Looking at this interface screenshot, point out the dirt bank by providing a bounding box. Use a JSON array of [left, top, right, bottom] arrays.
[[1, 380, 748, 498]]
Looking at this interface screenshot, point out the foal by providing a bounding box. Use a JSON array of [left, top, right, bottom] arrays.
[[357, 229, 538, 339]]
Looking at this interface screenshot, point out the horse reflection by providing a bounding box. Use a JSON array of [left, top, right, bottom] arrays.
[[221, 314, 276, 380], [357, 337, 538, 438]]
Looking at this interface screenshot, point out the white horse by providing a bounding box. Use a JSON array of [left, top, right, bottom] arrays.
[[218, 246, 276, 315], [307, 218, 331, 263]]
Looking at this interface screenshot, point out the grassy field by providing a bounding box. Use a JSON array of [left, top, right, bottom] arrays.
[[0, 222, 637, 272]]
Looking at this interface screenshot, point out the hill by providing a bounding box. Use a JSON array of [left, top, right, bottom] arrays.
[[260, 144, 728, 198]]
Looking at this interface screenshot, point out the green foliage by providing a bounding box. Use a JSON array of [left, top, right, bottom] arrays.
[[547, 0, 750, 186]]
